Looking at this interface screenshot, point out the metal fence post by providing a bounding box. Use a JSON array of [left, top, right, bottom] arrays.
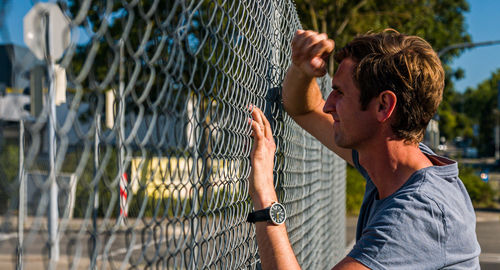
[[17, 119, 25, 270], [188, 93, 201, 269], [91, 108, 101, 268], [118, 40, 127, 227], [43, 10, 59, 266], [47, 59, 59, 267]]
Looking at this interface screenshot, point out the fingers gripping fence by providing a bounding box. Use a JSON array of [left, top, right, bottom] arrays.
[[0, 0, 346, 269]]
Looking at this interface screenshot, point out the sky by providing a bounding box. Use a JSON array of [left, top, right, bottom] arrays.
[[450, 0, 500, 92], [1, 0, 499, 93]]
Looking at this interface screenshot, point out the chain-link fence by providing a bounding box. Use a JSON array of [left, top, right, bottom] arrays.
[[0, 0, 345, 269]]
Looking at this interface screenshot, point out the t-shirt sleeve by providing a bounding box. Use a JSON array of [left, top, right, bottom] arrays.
[[348, 195, 446, 270]]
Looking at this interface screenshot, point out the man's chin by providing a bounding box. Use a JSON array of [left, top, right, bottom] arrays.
[[335, 136, 354, 149], [334, 137, 346, 148]]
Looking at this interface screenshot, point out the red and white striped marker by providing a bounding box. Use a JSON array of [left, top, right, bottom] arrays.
[[119, 173, 128, 219]]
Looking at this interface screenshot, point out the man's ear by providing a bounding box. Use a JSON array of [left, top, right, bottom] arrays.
[[376, 90, 397, 122]]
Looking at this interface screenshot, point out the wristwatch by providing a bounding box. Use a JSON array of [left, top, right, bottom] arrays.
[[247, 202, 286, 225]]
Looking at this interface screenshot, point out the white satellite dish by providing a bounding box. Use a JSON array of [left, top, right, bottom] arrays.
[[23, 3, 71, 61]]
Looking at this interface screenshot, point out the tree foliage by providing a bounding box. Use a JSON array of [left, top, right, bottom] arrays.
[[294, 0, 470, 71], [462, 69, 500, 156], [0, 139, 19, 213], [459, 165, 495, 207], [346, 165, 365, 215]]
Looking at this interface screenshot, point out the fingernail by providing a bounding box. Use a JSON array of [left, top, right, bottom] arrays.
[[311, 57, 322, 68], [248, 117, 252, 125]]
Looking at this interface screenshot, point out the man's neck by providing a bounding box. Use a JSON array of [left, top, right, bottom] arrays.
[[357, 140, 433, 200]]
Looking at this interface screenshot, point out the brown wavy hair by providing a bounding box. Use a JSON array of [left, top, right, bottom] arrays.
[[334, 29, 444, 143]]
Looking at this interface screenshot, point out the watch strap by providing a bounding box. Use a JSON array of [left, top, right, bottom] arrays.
[[246, 207, 271, 223]]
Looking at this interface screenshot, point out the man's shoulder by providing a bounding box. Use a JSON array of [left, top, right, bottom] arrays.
[[354, 190, 479, 269], [390, 165, 470, 220], [378, 185, 444, 220], [352, 189, 447, 269]]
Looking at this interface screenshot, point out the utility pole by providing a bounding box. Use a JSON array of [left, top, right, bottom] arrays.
[[496, 81, 500, 161]]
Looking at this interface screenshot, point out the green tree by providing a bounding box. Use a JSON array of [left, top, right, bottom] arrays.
[[459, 165, 495, 207], [346, 165, 365, 215], [0, 139, 19, 213], [462, 69, 500, 156], [436, 89, 474, 142], [294, 0, 470, 72]]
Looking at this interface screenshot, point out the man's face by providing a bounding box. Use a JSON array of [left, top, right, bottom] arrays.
[[323, 58, 378, 149]]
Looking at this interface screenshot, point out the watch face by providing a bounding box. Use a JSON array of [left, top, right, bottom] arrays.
[[270, 203, 286, 225]]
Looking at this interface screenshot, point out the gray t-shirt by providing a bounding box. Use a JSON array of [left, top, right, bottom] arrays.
[[348, 144, 480, 269]]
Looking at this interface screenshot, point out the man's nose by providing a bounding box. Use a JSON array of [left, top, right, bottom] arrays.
[[323, 91, 337, 114]]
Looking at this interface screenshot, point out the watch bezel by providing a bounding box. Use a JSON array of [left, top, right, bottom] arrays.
[[269, 202, 286, 225]]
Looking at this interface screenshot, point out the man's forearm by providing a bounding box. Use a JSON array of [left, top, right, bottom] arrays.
[[255, 223, 301, 270], [250, 188, 300, 270], [248, 107, 301, 269], [282, 64, 325, 117]]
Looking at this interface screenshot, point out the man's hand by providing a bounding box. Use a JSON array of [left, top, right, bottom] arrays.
[[291, 30, 335, 78], [248, 106, 277, 210], [247, 106, 301, 270]]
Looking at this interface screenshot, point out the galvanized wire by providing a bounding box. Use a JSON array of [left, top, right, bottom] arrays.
[[0, 0, 345, 269]]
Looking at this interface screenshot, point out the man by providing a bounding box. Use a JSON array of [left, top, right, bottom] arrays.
[[246, 29, 480, 269]]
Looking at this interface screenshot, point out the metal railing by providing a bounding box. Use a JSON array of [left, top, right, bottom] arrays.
[[0, 0, 345, 269]]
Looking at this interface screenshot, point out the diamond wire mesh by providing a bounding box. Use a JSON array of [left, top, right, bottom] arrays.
[[0, 0, 345, 269]]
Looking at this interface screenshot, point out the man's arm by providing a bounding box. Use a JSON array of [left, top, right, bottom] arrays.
[[248, 107, 301, 270], [282, 30, 352, 165], [332, 257, 370, 270], [248, 107, 368, 270]]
